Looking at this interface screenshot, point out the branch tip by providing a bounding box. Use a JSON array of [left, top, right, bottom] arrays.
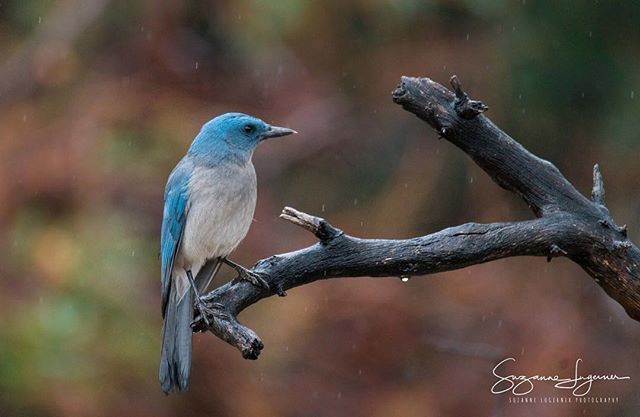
[[450, 75, 488, 119], [280, 206, 342, 241], [450, 75, 464, 99], [591, 163, 605, 205]]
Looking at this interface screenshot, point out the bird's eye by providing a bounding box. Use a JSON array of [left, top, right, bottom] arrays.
[[243, 124, 254, 133]]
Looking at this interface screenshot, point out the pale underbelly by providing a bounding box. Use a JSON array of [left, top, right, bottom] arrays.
[[178, 192, 256, 267]]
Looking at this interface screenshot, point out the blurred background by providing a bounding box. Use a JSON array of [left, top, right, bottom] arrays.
[[1, 0, 639, 416]]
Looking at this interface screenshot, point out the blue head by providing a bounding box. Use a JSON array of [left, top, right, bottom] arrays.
[[188, 112, 296, 162]]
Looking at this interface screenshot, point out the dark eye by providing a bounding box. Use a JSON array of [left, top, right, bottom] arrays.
[[243, 124, 254, 133]]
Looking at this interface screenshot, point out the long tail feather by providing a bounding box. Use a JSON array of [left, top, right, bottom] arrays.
[[159, 287, 193, 394]]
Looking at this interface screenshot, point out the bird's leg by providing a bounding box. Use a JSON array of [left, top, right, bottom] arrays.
[[186, 269, 222, 327], [222, 257, 270, 289]]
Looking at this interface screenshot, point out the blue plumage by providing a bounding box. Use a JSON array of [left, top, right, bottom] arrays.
[[159, 113, 296, 394], [160, 164, 189, 316]]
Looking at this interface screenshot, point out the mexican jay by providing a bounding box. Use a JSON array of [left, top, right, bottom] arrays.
[[159, 112, 296, 394]]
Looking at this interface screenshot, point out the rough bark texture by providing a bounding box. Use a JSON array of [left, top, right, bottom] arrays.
[[194, 75, 640, 360]]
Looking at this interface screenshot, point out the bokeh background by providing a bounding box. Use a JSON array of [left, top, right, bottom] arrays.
[[1, 1, 639, 416]]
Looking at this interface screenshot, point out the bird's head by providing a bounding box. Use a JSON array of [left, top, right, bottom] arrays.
[[188, 112, 296, 160]]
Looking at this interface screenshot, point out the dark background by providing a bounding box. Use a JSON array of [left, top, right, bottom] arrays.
[[0, 1, 639, 416]]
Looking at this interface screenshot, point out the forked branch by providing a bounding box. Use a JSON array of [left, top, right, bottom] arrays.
[[194, 75, 640, 359]]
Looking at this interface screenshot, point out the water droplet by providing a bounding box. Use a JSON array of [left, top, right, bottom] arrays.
[[195, 61, 199, 70], [38, 16, 42, 24], [631, 90, 635, 99], [465, 33, 470, 41], [321, 204, 325, 212], [400, 276, 410, 282]]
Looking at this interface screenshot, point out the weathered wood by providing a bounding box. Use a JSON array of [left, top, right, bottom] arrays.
[[193, 75, 640, 359]]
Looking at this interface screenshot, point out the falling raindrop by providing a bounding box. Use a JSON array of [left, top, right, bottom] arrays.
[[631, 90, 635, 99], [195, 61, 199, 70], [321, 204, 325, 212]]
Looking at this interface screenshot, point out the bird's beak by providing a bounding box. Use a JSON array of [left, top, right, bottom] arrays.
[[262, 125, 297, 140]]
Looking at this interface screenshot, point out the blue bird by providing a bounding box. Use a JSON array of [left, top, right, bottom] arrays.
[[159, 112, 296, 394]]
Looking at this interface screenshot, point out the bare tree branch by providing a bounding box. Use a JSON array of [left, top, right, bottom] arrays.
[[193, 75, 640, 359]]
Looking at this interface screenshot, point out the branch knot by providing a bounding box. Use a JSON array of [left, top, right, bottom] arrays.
[[450, 75, 488, 119]]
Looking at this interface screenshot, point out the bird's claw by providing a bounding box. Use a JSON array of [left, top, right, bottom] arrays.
[[191, 301, 226, 331], [238, 269, 270, 290]]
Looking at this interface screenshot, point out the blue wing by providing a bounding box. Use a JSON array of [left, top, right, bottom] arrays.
[[161, 160, 191, 317]]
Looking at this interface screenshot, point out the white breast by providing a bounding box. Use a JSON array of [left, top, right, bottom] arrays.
[[178, 161, 257, 269]]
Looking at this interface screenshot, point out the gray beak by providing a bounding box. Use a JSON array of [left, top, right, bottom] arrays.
[[262, 125, 297, 140]]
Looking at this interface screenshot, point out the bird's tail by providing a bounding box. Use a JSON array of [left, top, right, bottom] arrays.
[[159, 281, 194, 394]]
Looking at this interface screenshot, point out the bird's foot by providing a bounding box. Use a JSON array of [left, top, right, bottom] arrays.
[[237, 268, 270, 289], [191, 301, 226, 332], [223, 257, 270, 289]]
